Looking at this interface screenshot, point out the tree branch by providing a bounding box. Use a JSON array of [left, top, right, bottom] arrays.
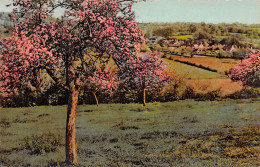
[[36, 64, 69, 92]]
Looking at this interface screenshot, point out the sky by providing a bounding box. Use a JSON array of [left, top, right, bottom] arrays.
[[0, 0, 11, 12], [0, 0, 259, 24], [132, 0, 260, 24]]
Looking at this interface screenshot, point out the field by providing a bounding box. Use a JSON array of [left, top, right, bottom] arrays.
[[165, 58, 226, 79], [0, 100, 259, 166], [168, 35, 193, 41], [169, 56, 240, 74], [164, 58, 243, 96]]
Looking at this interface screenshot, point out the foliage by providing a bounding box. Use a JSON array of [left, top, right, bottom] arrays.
[[229, 51, 260, 87], [0, 0, 144, 97], [153, 26, 175, 38], [193, 31, 211, 40], [139, 22, 260, 48], [163, 75, 187, 101], [140, 43, 151, 52], [225, 87, 260, 99], [232, 49, 252, 59], [217, 51, 233, 58], [24, 132, 63, 155], [85, 68, 118, 105], [86, 68, 118, 94], [219, 36, 241, 46], [122, 52, 172, 92], [0, 116, 11, 129]]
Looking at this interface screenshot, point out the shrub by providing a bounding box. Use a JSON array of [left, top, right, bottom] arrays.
[[1, 89, 48, 107], [163, 77, 188, 101], [217, 51, 233, 58], [154, 44, 162, 51], [181, 87, 196, 100], [0, 117, 11, 129], [180, 85, 222, 101], [232, 49, 250, 59], [194, 89, 222, 101], [24, 133, 63, 155], [140, 44, 151, 52], [225, 88, 260, 99]]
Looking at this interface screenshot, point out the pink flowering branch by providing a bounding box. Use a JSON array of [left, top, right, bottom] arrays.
[[86, 68, 118, 105], [229, 51, 260, 88]]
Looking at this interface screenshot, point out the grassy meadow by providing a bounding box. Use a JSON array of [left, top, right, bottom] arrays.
[[168, 56, 240, 74], [164, 58, 243, 97], [165, 58, 226, 79], [0, 100, 259, 166]]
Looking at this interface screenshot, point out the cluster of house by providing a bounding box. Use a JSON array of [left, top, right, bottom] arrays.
[[147, 36, 253, 53], [193, 43, 235, 52]]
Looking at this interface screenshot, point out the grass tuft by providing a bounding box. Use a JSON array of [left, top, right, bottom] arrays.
[[24, 132, 63, 155]]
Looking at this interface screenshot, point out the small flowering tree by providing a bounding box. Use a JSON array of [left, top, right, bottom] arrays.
[[0, 0, 144, 164], [229, 51, 260, 88], [122, 52, 172, 106], [86, 68, 118, 106]]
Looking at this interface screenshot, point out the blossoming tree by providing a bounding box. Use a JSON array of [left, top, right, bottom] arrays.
[[86, 68, 118, 106], [0, 0, 144, 164], [122, 52, 172, 106], [229, 51, 260, 88]]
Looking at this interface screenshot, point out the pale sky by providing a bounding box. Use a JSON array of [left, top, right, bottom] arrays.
[[0, 0, 11, 12], [132, 0, 260, 24], [0, 0, 260, 24]]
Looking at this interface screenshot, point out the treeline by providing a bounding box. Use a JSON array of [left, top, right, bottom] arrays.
[[1, 77, 259, 108], [0, 83, 161, 107], [140, 22, 260, 48]]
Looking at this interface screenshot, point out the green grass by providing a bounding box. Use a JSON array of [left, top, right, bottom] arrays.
[[0, 99, 259, 166], [168, 35, 193, 41], [165, 59, 226, 79]]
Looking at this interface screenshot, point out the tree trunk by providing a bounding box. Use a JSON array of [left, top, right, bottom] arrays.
[[92, 91, 99, 106], [66, 88, 79, 165], [143, 88, 146, 106], [65, 60, 81, 165]]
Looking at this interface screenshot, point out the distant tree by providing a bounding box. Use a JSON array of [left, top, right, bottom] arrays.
[[211, 38, 220, 45], [153, 27, 174, 38], [86, 68, 118, 106], [200, 22, 206, 27], [122, 52, 172, 106], [193, 31, 211, 40], [229, 51, 260, 87], [189, 24, 197, 33], [220, 37, 240, 46]]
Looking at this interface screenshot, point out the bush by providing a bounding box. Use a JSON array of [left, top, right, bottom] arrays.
[[181, 86, 222, 101], [140, 44, 151, 52], [163, 77, 188, 101], [154, 44, 162, 51], [181, 87, 196, 100], [194, 89, 222, 101], [217, 51, 233, 58], [226, 88, 260, 99], [24, 132, 63, 155], [232, 49, 250, 59], [0, 117, 11, 129], [1, 86, 50, 107]]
